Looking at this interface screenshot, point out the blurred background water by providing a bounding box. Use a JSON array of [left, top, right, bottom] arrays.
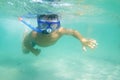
[[0, 0, 120, 80]]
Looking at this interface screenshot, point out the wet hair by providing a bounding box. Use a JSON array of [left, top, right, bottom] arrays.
[[37, 14, 59, 20]]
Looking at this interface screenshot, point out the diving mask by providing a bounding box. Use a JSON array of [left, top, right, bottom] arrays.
[[37, 20, 60, 34]]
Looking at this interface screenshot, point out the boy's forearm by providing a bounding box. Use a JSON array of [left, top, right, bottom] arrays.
[[23, 40, 36, 53], [26, 45, 36, 52], [61, 28, 84, 42], [23, 33, 35, 52], [72, 30, 84, 42]]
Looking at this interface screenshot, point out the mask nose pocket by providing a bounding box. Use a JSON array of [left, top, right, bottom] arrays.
[[46, 28, 52, 33]]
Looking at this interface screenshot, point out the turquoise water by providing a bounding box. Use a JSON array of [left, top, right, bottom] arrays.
[[0, 0, 120, 80]]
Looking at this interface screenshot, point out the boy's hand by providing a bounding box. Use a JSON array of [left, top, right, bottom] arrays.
[[81, 38, 98, 51], [31, 48, 41, 56]]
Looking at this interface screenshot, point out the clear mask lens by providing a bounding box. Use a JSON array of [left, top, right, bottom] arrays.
[[51, 24, 58, 30], [39, 23, 48, 30]]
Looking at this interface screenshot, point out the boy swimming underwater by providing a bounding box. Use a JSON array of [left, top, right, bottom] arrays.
[[19, 14, 97, 56]]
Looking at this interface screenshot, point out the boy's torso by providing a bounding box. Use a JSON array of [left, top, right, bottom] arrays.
[[31, 29, 62, 47]]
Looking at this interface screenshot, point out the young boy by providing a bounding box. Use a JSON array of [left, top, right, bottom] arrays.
[[19, 14, 97, 56]]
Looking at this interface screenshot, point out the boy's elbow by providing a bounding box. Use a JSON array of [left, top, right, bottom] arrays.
[[62, 28, 79, 35], [23, 39, 31, 47], [73, 30, 80, 35], [65, 29, 75, 35], [70, 30, 79, 36]]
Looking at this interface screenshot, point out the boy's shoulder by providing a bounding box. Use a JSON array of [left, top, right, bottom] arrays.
[[31, 31, 38, 38], [58, 27, 64, 32], [57, 27, 68, 35]]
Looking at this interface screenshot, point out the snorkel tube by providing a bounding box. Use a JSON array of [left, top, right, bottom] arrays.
[[18, 17, 42, 33]]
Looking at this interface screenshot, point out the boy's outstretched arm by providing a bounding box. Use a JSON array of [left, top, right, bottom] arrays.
[[59, 27, 97, 51]]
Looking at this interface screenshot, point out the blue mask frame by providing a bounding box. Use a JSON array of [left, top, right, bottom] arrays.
[[37, 20, 60, 34]]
